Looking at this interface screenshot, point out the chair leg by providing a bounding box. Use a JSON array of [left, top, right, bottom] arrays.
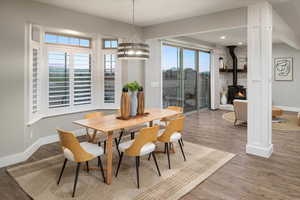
[[135, 156, 140, 189], [98, 141, 101, 147], [117, 130, 124, 145], [86, 161, 89, 173], [152, 152, 161, 176], [166, 143, 171, 169], [57, 159, 67, 185], [72, 163, 81, 198], [178, 139, 187, 161], [131, 132, 135, 140], [104, 141, 106, 154], [98, 156, 106, 183], [115, 138, 121, 156], [180, 138, 184, 146], [234, 119, 238, 126], [115, 152, 124, 177], [147, 153, 151, 161], [164, 143, 167, 153]]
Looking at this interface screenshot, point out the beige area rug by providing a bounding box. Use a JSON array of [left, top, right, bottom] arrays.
[[7, 142, 234, 200], [223, 112, 300, 131]]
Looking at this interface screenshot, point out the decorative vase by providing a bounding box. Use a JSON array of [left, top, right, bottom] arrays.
[[137, 87, 145, 115], [130, 91, 138, 116], [221, 93, 227, 105], [120, 88, 131, 120]]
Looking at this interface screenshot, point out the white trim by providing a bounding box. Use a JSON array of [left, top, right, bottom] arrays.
[[219, 104, 300, 113], [273, 106, 300, 113], [219, 104, 234, 111], [246, 144, 273, 158], [0, 129, 86, 168]]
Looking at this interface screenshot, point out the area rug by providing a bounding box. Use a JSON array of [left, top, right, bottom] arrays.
[[7, 142, 234, 200], [223, 112, 300, 131]]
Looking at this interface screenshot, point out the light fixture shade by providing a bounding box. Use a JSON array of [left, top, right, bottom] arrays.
[[117, 43, 149, 60]]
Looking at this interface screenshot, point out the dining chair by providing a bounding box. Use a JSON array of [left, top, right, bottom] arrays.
[[155, 117, 186, 169], [161, 106, 184, 125], [160, 106, 184, 147], [115, 125, 161, 188], [56, 129, 105, 198]]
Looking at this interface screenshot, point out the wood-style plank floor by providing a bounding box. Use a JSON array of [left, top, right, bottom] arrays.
[[1, 110, 300, 200]]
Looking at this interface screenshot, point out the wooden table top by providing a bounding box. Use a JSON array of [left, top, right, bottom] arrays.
[[73, 108, 179, 133]]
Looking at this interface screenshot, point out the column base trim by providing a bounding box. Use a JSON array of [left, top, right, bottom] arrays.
[[246, 144, 273, 158]]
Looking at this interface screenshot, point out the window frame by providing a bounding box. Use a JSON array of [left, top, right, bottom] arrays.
[[27, 25, 122, 125], [45, 32, 92, 49], [44, 45, 97, 116], [102, 38, 118, 49]]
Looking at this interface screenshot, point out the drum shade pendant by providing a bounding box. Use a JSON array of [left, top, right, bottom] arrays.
[[118, 0, 149, 60]]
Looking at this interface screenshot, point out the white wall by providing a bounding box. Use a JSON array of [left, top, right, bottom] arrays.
[[0, 0, 143, 158], [273, 44, 300, 108], [144, 39, 162, 108]]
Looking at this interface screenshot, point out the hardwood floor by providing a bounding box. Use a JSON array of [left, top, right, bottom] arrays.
[[1, 109, 300, 199]]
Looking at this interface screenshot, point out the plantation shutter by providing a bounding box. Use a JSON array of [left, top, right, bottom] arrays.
[[73, 53, 92, 105], [31, 47, 40, 113], [104, 54, 116, 103], [48, 51, 70, 108]]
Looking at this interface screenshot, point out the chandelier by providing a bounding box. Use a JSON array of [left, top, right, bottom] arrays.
[[117, 0, 149, 60]]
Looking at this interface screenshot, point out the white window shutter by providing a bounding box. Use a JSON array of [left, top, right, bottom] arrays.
[[103, 51, 121, 109], [73, 53, 92, 106]]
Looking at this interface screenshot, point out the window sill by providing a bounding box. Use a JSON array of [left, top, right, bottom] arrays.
[[27, 105, 119, 126]]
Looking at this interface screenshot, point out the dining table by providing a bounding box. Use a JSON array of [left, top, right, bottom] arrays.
[[73, 108, 180, 185]]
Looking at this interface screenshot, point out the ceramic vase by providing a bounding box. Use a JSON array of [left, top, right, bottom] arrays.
[[130, 91, 138, 116], [221, 93, 227, 105], [120, 88, 131, 120]]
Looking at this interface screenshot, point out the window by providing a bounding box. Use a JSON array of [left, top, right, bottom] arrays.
[[104, 54, 116, 103], [103, 39, 118, 49], [47, 50, 92, 110], [45, 33, 91, 48], [27, 25, 122, 123]]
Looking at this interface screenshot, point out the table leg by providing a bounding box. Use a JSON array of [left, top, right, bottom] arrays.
[[106, 131, 113, 185]]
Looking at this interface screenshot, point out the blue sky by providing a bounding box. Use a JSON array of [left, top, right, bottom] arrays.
[[162, 45, 210, 72]]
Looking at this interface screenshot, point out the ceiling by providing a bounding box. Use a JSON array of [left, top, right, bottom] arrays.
[[33, 0, 287, 27], [273, 0, 300, 37], [183, 27, 282, 46]]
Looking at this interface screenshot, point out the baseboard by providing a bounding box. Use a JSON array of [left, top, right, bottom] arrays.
[[0, 129, 86, 168], [219, 104, 234, 111], [273, 106, 300, 113], [220, 105, 300, 113], [246, 144, 273, 158]]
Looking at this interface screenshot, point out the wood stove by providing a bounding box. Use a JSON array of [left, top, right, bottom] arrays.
[[227, 46, 247, 104]]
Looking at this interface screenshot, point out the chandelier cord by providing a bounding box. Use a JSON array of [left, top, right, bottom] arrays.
[[132, 0, 135, 26]]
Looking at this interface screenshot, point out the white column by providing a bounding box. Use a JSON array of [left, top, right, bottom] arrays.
[[210, 49, 220, 110], [246, 2, 273, 158]]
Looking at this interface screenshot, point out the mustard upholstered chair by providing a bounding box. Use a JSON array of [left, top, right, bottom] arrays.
[[160, 106, 184, 147], [56, 129, 105, 198], [115, 126, 161, 188], [156, 117, 186, 169], [161, 106, 184, 125]]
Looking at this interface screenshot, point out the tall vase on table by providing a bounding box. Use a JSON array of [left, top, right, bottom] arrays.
[[120, 87, 131, 120], [124, 81, 141, 117], [130, 91, 138, 116], [137, 86, 145, 115]]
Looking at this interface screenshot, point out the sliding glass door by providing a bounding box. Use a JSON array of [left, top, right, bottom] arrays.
[[162, 45, 182, 108], [198, 51, 211, 108], [183, 49, 197, 112], [162, 44, 211, 112]]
